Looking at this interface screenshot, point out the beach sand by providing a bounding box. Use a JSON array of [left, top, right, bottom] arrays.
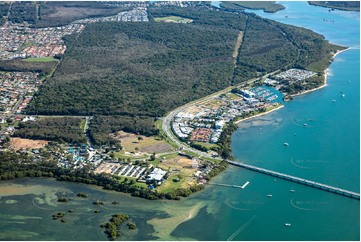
[[147, 201, 204, 240]]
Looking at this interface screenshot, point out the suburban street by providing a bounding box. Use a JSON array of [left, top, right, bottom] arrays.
[[160, 72, 279, 161]]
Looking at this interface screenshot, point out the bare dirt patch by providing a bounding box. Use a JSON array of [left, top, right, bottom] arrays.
[[159, 156, 198, 171], [140, 143, 172, 154], [94, 162, 121, 174], [10, 138, 48, 151]]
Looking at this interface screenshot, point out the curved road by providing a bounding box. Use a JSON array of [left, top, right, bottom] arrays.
[[161, 70, 280, 161]]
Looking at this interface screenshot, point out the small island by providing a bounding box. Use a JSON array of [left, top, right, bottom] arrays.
[[52, 212, 67, 223], [57, 197, 69, 203], [76, 192, 88, 198], [100, 214, 133, 241]]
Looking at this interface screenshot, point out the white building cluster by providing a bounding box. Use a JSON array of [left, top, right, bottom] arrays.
[[74, 8, 149, 24], [0, 24, 84, 60], [172, 87, 281, 144], [274, 68, 317, 83]]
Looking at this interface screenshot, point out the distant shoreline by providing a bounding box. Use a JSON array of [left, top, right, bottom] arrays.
[[290, 47, 350, 98], [308, 1, 360, 12]]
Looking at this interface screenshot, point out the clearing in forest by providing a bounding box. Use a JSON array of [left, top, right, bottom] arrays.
[[154, 16, 193, 23], [10, 137, 48, 151], [233, 31, 244, 64]]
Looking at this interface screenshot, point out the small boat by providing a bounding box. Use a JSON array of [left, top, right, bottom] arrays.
[[332, 99, 336, 102], [303, 123, 308, 126], [290, 189, 295, 193], [267, 194, 273, 198], [283, 142, 289, 147], [348, 81, 351, 83], [341, 94, 345, 98], [285, 223, 291, 227]]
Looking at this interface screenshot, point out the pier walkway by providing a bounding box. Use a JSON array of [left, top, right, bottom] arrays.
[[208, 182, 245, 189], [227, 160, 360, 200]]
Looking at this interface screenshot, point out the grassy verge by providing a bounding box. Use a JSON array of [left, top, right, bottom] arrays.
[[155, 119, 179, 149], [79, 119, 86, 131], [24, 57, 59, 63], [192, 141, 219, 151]]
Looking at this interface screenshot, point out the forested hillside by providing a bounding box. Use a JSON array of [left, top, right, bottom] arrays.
[[25, 5, 343, 143], [13, 117, 86, 144], [219, 1, 285, 13], [26, 21, 238, 117]]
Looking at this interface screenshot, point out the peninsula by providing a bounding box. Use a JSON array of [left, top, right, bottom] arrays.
[[308, 1, 360, 12], [0, 1, 344, 199]]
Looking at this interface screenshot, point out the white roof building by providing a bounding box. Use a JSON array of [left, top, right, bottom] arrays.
[[148, 168, 167, 181]]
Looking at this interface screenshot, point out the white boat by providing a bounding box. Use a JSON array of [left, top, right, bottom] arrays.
[[290, 189, 295, 193], [303, 123, 308, 126], [283, 142, 289, 146], [285, 223, 291, 227], [341, 94, 345, 98], [332, 99, 336, 102], [267, 194, 273, 198]]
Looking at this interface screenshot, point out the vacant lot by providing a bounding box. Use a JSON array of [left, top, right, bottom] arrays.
[[94, 162, 121, 174], [10, 137, 48, 151], [115, 131, 172, 154], [157, 155, 200, 193]]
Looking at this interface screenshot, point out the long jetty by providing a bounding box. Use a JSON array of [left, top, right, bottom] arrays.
[[227, 160, 360, 200], [208, 182, 244, 189]]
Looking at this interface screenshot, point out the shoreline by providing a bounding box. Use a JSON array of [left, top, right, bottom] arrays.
[[234, 105, 284, 124], [290, 47, 350, 98], [233, 48, 350, 124]]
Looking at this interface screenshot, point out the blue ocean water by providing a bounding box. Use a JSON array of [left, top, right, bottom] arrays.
[[219, 2, 360, 240], [233, 0, 360, 194], [174, 3, 360, 241]]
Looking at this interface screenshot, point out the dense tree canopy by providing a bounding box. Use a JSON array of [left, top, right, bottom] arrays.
[[25, 5, 342, 138], [26, 21, 238, 117], [13, 117, 86, 144]]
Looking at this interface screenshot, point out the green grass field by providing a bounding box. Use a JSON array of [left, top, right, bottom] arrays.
[[193, 141, 219, 150], [24, 57, 59, 63], [154, 16, 193, 23]]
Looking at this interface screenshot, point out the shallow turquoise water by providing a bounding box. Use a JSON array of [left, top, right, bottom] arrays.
[[0, 2, 359, 241], [227, 1, 360, 240], [232, 48, 360, 192], [232, 1, 360, 194]]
